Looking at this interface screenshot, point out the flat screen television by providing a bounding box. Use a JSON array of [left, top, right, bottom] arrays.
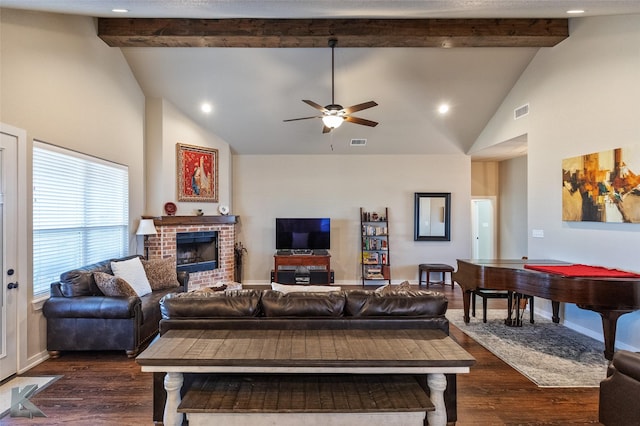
[[276, 218, 331, 250]]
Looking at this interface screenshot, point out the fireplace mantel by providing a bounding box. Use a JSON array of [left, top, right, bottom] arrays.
[[144, 215, 238, 290], [148, 215, 238, 226]]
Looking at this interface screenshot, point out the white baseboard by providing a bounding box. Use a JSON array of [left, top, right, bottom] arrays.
[[534, 309, 640, 353], [20, 350, 50, 374]]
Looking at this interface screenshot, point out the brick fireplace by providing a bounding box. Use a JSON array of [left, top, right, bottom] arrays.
[[145, 215, 238, 290]]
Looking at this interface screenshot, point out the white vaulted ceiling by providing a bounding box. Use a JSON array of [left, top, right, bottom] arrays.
[[3, 1, 639, 156]]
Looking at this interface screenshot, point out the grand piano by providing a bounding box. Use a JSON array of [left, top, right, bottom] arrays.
[[453, 259, 640, 361]]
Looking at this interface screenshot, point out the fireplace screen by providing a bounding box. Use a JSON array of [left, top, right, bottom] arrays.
[[176, 231, 218, 273]]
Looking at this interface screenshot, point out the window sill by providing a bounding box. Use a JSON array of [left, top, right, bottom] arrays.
[[32, 295, 49, 311]]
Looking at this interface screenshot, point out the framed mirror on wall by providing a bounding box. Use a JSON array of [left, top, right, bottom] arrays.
[[414, 192, 451, 241]]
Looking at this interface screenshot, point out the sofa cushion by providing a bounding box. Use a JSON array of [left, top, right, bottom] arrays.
[[93, 272, 137, 297], [160, 289, 262, 319], [261, 290, 345, 317], [345, 289, 448, 317], [59, 259, 113, 297], [142, 257, 180, 290], [111, 257, 152, 297], [58, 255, 142, 297]]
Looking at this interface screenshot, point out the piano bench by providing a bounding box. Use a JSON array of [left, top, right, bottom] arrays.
[[472, 289, 510, 323], [472, 290, 535, 324]]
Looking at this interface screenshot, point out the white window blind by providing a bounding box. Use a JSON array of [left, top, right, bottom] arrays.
[[32, 141, 129, 298]]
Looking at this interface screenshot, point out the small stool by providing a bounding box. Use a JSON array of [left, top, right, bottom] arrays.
[[418, 263, 454, 288]]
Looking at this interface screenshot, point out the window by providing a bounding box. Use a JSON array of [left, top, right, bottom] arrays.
[[32, 141, 129, 298]]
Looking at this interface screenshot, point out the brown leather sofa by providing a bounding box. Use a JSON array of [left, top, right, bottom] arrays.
[[599, 350, 640, 425], [42, 255, 188, 358], [153, 288, 459, 424]]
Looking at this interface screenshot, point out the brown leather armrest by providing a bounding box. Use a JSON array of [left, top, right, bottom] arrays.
[[611, 350, 640, 380]]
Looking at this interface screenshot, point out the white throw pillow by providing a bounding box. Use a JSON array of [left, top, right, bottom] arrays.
[[271, 282, 340, 294], [111, 257, 152, 297]]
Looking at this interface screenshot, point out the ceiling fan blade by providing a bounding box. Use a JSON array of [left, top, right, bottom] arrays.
[[302, 100, 327, 112], [343, 101, 378, 114], [322, 125, 332, 134], [344, 115, 379, 127], [283, 116, 321, 122]]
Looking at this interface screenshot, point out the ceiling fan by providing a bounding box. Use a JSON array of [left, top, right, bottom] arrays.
[[284, 38, 378, 134]]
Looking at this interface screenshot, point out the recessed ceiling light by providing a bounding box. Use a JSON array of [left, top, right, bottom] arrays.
[[566, 9, 585, 14], [201, 103, 213, 114], [438, 104, 450, 115], [111, 8, 129, 13]]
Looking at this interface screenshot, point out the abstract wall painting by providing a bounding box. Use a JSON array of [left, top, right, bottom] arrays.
[[176, 143, 218, 202], [562, 145, 640, 222]]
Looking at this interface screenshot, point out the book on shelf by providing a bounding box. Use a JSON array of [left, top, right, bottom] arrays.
[[365, 266, 384, 279], [362, 225, 388, 236], [362, 252, 379, 264], [363, 237, 389, 251]]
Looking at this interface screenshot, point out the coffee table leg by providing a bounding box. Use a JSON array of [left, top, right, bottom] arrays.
[[427, 373, 447, 426], [164, 372, 184, 426]]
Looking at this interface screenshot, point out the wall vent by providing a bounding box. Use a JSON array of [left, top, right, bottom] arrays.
[[514, 104, 529, 120], [350, 138, 367, 147]]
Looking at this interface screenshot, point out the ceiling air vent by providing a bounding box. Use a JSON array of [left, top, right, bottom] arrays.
[[350, 138, 367, 147], [514, 104, 529, 120]]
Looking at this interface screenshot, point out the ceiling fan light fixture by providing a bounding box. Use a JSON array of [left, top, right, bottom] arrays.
[[322, 115, 344, 129], [283, 37, 378, 133]]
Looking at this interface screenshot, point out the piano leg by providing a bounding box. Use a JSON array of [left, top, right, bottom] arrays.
[[463, 290, 472, 323], [579, 306, 633, 361], [551, 301, 560, 323]]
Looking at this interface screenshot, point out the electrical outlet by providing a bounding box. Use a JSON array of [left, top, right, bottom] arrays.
[[532, 229, 544, 238]]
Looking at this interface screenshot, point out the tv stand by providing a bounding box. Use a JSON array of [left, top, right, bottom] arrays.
[[273, 251, 332, 284]]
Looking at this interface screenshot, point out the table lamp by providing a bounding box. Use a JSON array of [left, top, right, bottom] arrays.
[[136, 219, 157, 259]]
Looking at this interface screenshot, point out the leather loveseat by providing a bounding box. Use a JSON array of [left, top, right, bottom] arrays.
[[43, 255, 188, 358], [153, 288, 460, 424], [599, 350, 640, 425]]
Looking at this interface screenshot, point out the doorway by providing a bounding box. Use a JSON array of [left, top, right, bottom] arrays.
[[471, 197, 497, 259], [0, 126, 20, 381]]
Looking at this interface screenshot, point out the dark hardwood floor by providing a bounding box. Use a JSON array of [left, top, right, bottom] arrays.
[[1, 284, 602, 425]]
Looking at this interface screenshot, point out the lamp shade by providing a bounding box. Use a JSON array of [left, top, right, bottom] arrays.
[[322, 115, 344, 129], [136, 219, 157, 236]]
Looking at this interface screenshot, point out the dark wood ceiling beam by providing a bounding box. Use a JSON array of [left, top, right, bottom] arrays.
[[97, 18, 568, 48]]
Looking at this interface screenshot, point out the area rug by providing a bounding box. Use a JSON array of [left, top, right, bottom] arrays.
[[0, 375, 61, 418], [447, 309, 608, 387]]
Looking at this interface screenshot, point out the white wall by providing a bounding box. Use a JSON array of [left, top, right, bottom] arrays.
[[499, 155, 528, 258], [472, 14, 640, 351], [0, 9, 145, 368], [233, 154, 471, 284], [145, 98, 232, 217]]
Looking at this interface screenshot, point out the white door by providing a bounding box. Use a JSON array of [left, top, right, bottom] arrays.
[[471, 198, 497, 259], [0, 130, 19, 381]]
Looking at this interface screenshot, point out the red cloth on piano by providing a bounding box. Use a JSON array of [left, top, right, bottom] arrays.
[[524, 264, 640, 278]]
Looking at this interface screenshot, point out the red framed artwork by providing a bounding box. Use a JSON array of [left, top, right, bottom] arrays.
[[176, 143, 218, 202]]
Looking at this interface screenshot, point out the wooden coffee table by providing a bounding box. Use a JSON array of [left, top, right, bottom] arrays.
[[137, 328, 475, 426]]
